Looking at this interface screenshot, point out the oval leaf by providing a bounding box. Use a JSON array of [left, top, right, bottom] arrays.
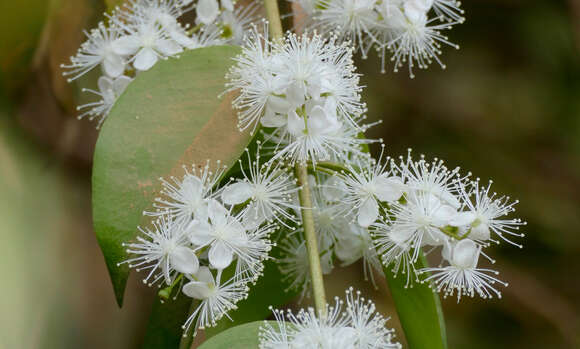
[[92, 45, 250, 306], [384, 254, 448, 349], [199, 321, 273, 349]]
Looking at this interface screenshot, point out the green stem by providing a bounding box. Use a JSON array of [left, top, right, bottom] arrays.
[[263, 0, 327, 316], [263, 0, 284, 39], [295, 164, 327, 315]]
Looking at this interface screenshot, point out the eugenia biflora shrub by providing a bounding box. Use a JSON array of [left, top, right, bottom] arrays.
[[66, 0, 526, 347]]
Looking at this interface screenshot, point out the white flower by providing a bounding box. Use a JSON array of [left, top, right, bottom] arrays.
[[121, 216, 199, 286], [278, 234, 311, 296], [189, 200, 249, 270], [77, 75, 132, 128], [259, 289, 400, 349], [313, 0, 379, 57], [338, 149, 405, 227], [344, 288, 401, 348], [61, 22, 125, 81], [227, 28, 366, 145], [197, 0, 220, 25], [220, 2, 260, 45], [419, 239, 507, 301], [148, 162, 225, 225], [112, 21, 183, 71], [383, 5, 461, 78], [397, 150, 466, 209], [182, 267, 249, 333], [451, 180, 526, 247], [221, 147, 299, 229], [334, 223, 382, 285]]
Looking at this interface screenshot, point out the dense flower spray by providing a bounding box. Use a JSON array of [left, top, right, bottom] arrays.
[[64, 0, 527, 343], [292, 0, 464, 77]]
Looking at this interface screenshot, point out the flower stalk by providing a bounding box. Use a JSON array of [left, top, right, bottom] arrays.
[[263, 0, 328, 315], [295, 163, 328, 315]]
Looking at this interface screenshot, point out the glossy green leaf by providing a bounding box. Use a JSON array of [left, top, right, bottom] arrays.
[[142, 294, 194, 349], [92, 45, 251, 306], [200, 321, 273, 349], [384, 254, 447, 349]]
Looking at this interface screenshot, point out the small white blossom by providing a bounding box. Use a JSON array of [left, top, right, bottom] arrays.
[[338, 148, 405, 227], [278, 234, 311, 296], [259, 289, 400, 348], [189, 200, 250, 270], [227, 28, 367, 164], [451, 179, 526, 247], [197, 0, 220, 25], [77, 75, 132, 128], [221, 147, 300, 229], [121, 216, 199, 286], [419, 239, 508, 301], [61, 22, 125, 81], [182, 267, 249, 334], [147, 162, 226, 225]]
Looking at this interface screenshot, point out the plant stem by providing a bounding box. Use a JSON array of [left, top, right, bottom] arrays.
[[295, 164, 327, 315], [263, 0, 284, 39], [263, 0, 327, 316]]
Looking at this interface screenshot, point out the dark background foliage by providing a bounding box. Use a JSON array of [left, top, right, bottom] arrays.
[[0, 0, 578, 348]]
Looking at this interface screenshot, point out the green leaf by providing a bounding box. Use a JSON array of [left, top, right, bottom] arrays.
[[205, 251, 299, 338], [142, 294, 194, 349], [92, 45, 251, 306], [199, 321, 273, 349], [384, 254, 448, 349]]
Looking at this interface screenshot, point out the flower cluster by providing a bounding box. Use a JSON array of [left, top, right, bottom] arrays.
[[292, 0, 465, 77], [259, 288, 401, 348], [122, 161, 282, 335], [227, 26, 371, 163], [331, 149, 526, 300], [62, 0, 259, 128]]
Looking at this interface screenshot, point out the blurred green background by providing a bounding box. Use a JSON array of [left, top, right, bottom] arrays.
[[1, 0, 579, 348]]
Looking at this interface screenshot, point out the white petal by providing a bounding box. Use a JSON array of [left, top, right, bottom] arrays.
[[97, 76, 113, 93], [170, 30, 196, 49], [266, 95, 291, 114], [432, 205, 457, 226], [208, 199, 229, 225], [189, 220, 214, 246], [374, 176, 404, 202], [221, 182, 253, 205], [452, 239, 480, 269], [133, 48, 158, 71], [195, 266, 214, 283], [182, 281, 213, 299], [321, 176, 346, 202], [156, 39, 182, 56], [111, 35, 141, 56], [357, 198, 378, 227], [469, 223, 490, 241], [449, 211, 477, 227], [169, 246, 199, 275], [261, 108, 287, 127], [102, 54, 125, 78], [287, 110, 305, 136], [208, 241, 234, 269], [113, 75, 132, 95], [197, 0, 220, 25]]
